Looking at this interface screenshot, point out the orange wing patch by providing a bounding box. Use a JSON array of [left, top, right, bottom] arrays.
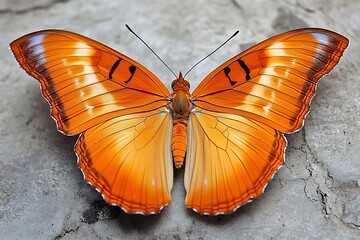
[[10, 30, 169, 135], [185, 108, 286, 214], [76, 110, 173, 214], [192, 29, 348, 133]]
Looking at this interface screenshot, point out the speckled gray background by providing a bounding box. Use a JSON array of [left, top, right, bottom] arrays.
[[0, 0, 359, 239]]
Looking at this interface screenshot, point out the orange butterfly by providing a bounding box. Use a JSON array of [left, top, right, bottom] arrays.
[[10, 28, 348, 215]]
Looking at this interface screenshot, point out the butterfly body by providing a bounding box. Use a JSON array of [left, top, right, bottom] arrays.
[[170, 72, 192, 168], [10, 28, 348, 215]]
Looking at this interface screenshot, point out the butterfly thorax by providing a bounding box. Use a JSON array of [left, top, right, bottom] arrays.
[[169, 72, 192, 168]]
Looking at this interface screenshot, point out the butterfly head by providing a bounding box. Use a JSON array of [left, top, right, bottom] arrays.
[[171, 72, 190, 90]]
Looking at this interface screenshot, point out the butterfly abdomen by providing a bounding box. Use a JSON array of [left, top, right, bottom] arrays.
[[172, 119, 187, 168]]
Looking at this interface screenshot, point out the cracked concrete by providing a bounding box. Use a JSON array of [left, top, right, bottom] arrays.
[[0, 0, 359, 239]]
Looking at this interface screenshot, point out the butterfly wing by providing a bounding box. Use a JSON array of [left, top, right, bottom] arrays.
[[192, 28, 348, 133], [185, 109, 286, 214], [185, 28, 348, 214], [76, 109, 173, 214], [10, 30, 170, 134], [10, 30, 173, 214]]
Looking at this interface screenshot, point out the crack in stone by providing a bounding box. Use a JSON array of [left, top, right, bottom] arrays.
[[302, 128, 331, 210], [332, 203, 360, 230], [0, 0, 70, 15], [301, 127, 359, 230], [347, 222, 360, 229], [303, 183, 317, 202], [316, 186, 329, 216], [53, 226, 80, 240], [302, 128, 317, 162]]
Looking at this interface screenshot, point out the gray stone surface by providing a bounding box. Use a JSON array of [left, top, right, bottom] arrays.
[[0, 0, 359, 239]]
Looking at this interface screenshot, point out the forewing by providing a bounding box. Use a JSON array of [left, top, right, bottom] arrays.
[[184, 108, 286, 214], [192, 28, 348, 133], [10, 30, 170, 135], [76, 109, 173, 214]]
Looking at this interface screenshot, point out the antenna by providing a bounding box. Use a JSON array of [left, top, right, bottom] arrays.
[[183, 30, 239, 78], [125, 24, 177, 78]]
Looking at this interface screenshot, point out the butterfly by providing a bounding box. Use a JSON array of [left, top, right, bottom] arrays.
[[10, 28, 348, 215]]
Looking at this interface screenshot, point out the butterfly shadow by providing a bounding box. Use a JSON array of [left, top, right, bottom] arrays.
[[183, 175, 280, 225], [184, 200, 255, 226], [82, 163, 187, 231], [80, 198, 165, 231]]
